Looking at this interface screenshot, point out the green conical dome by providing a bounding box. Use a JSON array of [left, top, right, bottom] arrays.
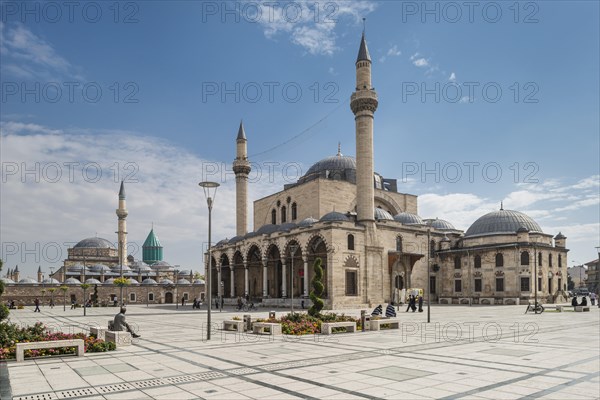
[[143, 229, 163, 265]]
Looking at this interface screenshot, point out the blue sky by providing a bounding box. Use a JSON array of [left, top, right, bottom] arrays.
[[1, 1, 599, 279]]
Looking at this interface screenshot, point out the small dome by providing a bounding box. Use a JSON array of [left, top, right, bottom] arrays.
[[0, 277, 15, 284], [178, 270, 192, 276], [65, 277, 81, 284], [18, 277, 38, 284], [89, 264, 111, 273], [465, 209, 541, 237], [177, 278, 191, 284], [229, 235, 244, 244], [85, 278, 102, 285], [298, 217, 318, 227], [320, 211, 350, 222], [257, 224, 279, 235], [128, 278, 140, 285], [216, 239, 229, 246], [111, 264, 132, 272], [278, 222, 297, 232], [374, 208, 394, 221], [193, 279, 206, 285], [103, 278, 115, 285], [160, 279, 174, 285], [42, 278, 61, 284], [555, 232, 566, 239], [425, 218, 456, 231], [151, 261, 172, 270], [394, 212, 424, 225], [68, 264, 85, 272], [141, 278, 158, 285], [74, 237, 115, 249]]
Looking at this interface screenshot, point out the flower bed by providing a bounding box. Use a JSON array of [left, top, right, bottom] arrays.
[[0, 322, 116, 360], [256, 313, 361, 335]]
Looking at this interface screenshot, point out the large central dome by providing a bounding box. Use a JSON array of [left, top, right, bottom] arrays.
[[299, 153, 357, 184], [465, 209, 542, 237], [74, 237, 115, 249]]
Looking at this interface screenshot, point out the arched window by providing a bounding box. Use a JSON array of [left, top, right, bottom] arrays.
[[558, 254, 562, 268], [538, 253, 542, 266], [454, 256, 461, 269], [549, 253, 553, 267], [521, 251, 530, 266], [281, 206, 287, 223], [496, 253, 504, 267], [271, 209, 276, 225], [430, 240, 436, 257], [291, 202, 297, 220], [396, 236, 403, 252], [474, 254, 481, 268], [347, 234, 355, 250]]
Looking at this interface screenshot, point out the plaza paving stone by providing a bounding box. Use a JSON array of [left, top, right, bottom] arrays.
[[1, 304, 598, 399]]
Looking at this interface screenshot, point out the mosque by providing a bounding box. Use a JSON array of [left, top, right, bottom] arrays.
[[2, 182, 205, 306], [207, 32, 570, 308], [2, 32, 569, 309]]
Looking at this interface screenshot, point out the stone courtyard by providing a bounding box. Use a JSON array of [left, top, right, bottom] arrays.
[[1, 304, 598, 400]]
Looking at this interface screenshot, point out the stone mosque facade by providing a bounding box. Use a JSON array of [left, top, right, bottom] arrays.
[[2, 183, 205, 306], [208, 32, 570, 309]]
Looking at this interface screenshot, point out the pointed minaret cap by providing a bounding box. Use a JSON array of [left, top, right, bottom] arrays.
[[500, 201, 504, 210], [356, 31, 371, 62], [237, 121, 247, 141], [14, 265, 19, 272], [119, 180, 126, 200], [37, 265, 42, 273]]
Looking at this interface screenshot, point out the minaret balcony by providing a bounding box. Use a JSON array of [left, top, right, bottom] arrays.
[[350, 90, 378, 114]]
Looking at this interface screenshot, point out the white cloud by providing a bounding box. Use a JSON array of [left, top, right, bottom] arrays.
[[380, 44, 401, 63], [0, 22, 83, 80], [413, 58, 429, 67], [0, 122, 285, 278], [449, 72, 456, 81], [255, 1, 377, 56]]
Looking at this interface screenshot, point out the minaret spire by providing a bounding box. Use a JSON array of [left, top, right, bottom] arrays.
[[233, 121, 251, 236], [115, 181, 128, 269], [351, 29, 378, 223]]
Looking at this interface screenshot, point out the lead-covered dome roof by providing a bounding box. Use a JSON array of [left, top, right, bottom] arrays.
[[465, 209, 542, 237], [320, 211, 350, 222], [424, 218, 456, 230], [74, 237, 115, 249], [394, 212, 424, 225], [298, 152, 357, 184], [374, 208, 394, 221]]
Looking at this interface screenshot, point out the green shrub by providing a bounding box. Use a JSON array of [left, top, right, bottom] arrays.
[[0, 305, 8, 322], [308, 257, 324, 317]]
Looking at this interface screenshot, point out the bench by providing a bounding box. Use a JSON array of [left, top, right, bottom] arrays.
[[90, 326, 107, 340], [223, 320, 244, 332], [16, 339, 85, 362], [370, 318, 401, 331], [544, 306, 562, 312], [252, 322, 281, 335], [575, 306, 590, 312], [105, 331, 132, 346], [321, 321, 356, 335]]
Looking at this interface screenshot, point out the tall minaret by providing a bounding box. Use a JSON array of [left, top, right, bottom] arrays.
[[350, 29, 378, 223], [233, 121, 251, 236], [116, 181, 128, 268]]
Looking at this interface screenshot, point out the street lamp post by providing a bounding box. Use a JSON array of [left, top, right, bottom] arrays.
[[289, 244, 299, 314], [427, 229, 431, 323], [119, 240, 124, 306], [83, 256, 87, 316], [199, 181, 219, 341], [534, 244, 539, 314], [42, 272, 45, 307], [175, 269, 179, 310]]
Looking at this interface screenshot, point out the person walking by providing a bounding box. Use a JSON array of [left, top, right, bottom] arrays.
[[590, 292, 596, 306], [34, 298, 41, 312], [418, 295, 424, 312], [405, 295, 414, 312], [181, 296, 185, 307]]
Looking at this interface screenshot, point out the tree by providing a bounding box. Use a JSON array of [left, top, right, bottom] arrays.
[[92, 284, 99, 306], [308, 257, 324, 317], [0, 259, 8, 321], [48, 288, 56, 307], [193, 272, 204, 280], [114, 277, 130, 305], [59, 285, 68, 311]]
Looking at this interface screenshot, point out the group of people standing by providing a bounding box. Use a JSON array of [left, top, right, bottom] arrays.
[[405, 294, 424, 313]]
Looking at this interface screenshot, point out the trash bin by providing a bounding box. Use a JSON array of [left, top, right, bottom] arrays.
[[360, 310, 370, 332], [243, 314, 252, 331], [269, 311, 276, 320]]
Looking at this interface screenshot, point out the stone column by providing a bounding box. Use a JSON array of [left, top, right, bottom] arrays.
[[230, 268, 235, 298], [281, 262, 287, 298], [262, 259, 268, 298], [217, 262, 222, 299], [244, 263, 249, 297], [303, 258, 309, 297]]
